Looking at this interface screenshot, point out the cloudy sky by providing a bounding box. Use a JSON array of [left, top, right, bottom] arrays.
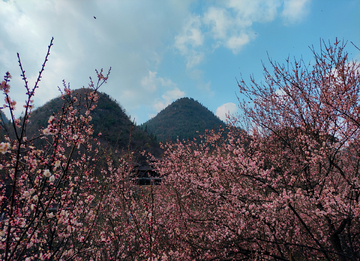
[[1, 0, 359, 124]]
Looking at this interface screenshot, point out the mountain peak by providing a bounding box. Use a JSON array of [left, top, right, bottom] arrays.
[[142, 97, 225, 142], [25, 89, 161, 157]]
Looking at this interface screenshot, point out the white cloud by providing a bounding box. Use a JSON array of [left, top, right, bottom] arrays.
[[203, 7, 230, 40], [186, 50, 205, 69], [141, 70, 177, 92], [187, 69, 214, 96], [163, 88, 186, 104], [226, 0, 281, 24], [226, 34, 251, 54], [281, 0, 311, 24], [174, 15, 205, 68], [174, 15, 204, 53], [140, 70, 185, 113], [216, 102, 238, 122], [154, 88, 185, 112], [141, 71, 159, 92], [175, 0, 311, 60], [198, 81, 212, 92], [197, 81, 214, 97]]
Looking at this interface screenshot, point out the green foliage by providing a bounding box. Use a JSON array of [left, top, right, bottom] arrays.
[[141, 97, 225, 142]]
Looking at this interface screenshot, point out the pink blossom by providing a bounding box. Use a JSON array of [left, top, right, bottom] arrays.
[[0, 142, 10, 154]]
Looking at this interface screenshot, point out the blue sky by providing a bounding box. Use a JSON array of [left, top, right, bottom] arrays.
[[0, 0, 359, 124]]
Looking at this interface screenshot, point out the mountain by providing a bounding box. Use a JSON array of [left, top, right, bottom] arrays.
[[0, 110, 9, 125], [25, 88, 161, 158], [141, 97, 225, 143], [0, 110, 10, 141]]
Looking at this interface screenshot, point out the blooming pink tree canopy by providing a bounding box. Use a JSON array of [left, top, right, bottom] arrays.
[[155, 40, 360, 260], [0, 38, 115, 260], [0, 38, 359, 260]]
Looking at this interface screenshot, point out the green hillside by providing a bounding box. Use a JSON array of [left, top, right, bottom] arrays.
[[141, 97, 225, 142], [0, 110, 9, 125], [0, 110, 10, 141], [26, 88, 161, 157]]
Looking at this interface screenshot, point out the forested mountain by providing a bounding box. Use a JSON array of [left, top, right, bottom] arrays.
[[25, 89, 161, 158], [0, 110, 9, 125], [2, 93, 227, 154], [0, 110, 9, 141], [141, 97, 225, 142]]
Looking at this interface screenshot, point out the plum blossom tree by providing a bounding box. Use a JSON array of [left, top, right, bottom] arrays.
[[0, 38, 114, 260], [1, 37, 359, 260], [0, 38, 168, 261], [88, 156, 167, 260], [0, 37, 171, 261], [155, 39, 360, 260]]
